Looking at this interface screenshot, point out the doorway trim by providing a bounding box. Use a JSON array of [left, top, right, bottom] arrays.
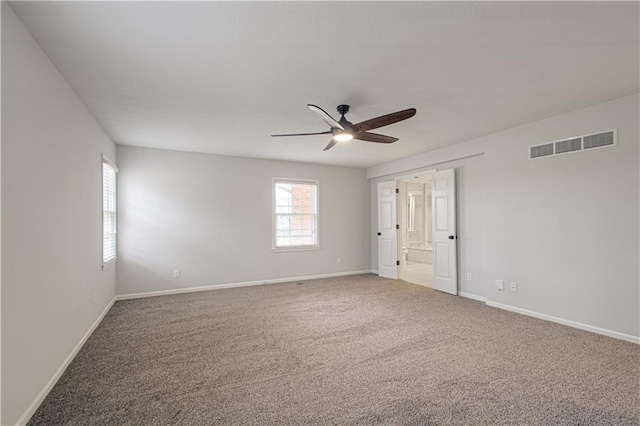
[[395, 168, 438, 182]]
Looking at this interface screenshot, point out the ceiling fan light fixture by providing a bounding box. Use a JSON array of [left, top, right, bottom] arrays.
[[272, 104, 415, 151], [333, 132, 353, 142]]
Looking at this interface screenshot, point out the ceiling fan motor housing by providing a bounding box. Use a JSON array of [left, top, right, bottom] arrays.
[[336, 105, 357, 132]]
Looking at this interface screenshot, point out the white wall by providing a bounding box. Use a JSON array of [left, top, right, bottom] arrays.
[[116, 146, 371, 295], [369, 94, 640, 339], [1, 4, 117, 424]]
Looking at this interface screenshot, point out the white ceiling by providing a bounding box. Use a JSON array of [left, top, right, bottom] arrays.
[[9, 2, 639, 169]]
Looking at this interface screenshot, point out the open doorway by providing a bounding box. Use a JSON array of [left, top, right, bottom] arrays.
[[377, 168, 457, 294], [397, 171, 433, 287]]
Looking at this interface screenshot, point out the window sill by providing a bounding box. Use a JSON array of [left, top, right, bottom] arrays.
[[272, 246, 320, 253], [102, 258, 117, 270]]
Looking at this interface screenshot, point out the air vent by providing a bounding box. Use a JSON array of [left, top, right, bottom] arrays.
[[555, 137, 581, 154], [530, 143, 554, 159], [529, 129, 616, 160], [583, 131, 615, 150]]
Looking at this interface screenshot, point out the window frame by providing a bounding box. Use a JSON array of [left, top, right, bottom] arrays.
[[102, 154, 119, 270], [272, 177, 320, 253]]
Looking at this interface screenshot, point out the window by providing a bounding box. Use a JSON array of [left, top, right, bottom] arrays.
[[273, 179, 319, 251], [102, 155, 118, 269]]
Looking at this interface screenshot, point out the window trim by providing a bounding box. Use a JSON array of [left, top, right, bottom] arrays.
[[272, 177, 320, 253], [102, 154, 119, 270]]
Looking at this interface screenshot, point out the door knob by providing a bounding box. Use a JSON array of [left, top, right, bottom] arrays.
[[448, 235, 455, 240], [377, 232, 381, 236]]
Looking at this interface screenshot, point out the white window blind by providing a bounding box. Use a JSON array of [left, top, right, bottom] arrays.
[[274, 180, 318, 249], [102, 157, 118, 268]]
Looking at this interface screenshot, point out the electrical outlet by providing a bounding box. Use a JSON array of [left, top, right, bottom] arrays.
[[467, 273, 472, 281], [337, 257, 342, 264], [495, 279, 504, 291], [173, 269, 181, 278], [510, 282, 518, 292], [93, 293, 98, 304]]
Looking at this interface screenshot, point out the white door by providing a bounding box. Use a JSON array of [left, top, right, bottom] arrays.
[[431, 169, 458, 295], [377, 181, 397, 279]]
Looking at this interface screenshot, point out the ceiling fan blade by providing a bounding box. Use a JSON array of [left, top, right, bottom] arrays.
[[271, 131, 332, 137], [354, 132, 399, 144], [308, 104, 344, 130], [355, 108, 416, 132], [323, 139, 338, 151]]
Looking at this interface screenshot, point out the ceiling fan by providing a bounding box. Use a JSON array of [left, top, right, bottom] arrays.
[[271, 104, 417, 151]]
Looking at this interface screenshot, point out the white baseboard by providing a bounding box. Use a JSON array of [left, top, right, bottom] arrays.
[[16, 297, 117, 426], [486, 300, 640, 345], [371, 270, 379, 275], [116, 270, 375, 301], [459, 292, 487, 303]]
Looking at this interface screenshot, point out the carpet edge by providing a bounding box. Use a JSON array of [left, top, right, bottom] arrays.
[[15, 296, 117, 426], [115, 270, 376, 301], [486, 300, 640, 344]]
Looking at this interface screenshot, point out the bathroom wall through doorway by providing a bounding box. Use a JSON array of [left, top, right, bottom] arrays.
[[396, 171, 434, 287]]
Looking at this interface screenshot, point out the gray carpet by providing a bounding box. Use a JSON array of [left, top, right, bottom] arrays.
[[29, 274, 639, 425]]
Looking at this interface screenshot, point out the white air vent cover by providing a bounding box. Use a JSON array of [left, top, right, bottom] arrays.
[[555, 137, 581, 154], [529, 129, 616, 160], [584, 131, 615, 150], [530, 143, 554, 159]]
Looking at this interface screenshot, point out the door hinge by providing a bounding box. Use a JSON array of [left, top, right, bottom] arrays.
[[395, 188, 399, 194], [396, 224, 399, 230], [396, 260, 400, 266]]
